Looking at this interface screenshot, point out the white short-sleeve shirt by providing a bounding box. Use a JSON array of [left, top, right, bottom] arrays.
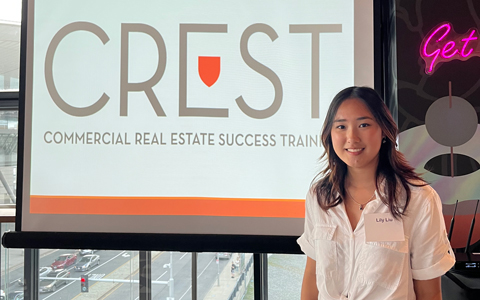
[[297, 183, 455, 300]]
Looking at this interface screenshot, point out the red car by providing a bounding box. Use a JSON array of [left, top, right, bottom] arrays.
[[51, 254, 77, 270]]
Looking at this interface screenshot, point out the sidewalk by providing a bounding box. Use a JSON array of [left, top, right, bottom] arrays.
[[204, 253, 253, 300]]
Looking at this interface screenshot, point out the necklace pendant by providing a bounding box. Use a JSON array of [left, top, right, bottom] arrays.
[[360, 205, 364, 210]]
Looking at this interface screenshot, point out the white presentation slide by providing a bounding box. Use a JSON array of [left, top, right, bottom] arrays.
[[21, 0, 374, 235]]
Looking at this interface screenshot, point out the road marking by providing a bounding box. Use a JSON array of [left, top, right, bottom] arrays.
[[179, 255, 216, 300], [89, 274, 105, 279], [198, 257, 214, 278], [97, 280, 124, 300], [156, 271, 167, 280], [87, 252, 125, 274], [179, 286, 191, 300], [98, 251, 164, 300], [179, 252, 188, 260], [97, 253, 142, 300]]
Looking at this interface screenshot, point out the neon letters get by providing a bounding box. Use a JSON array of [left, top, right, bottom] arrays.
[[420, 22, 479, 74]]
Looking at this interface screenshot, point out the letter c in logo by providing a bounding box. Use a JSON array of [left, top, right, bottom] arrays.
[[45, 22, 110, 117]]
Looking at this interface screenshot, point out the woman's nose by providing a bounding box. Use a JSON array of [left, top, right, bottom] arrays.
[[346, 128, 360, 142]]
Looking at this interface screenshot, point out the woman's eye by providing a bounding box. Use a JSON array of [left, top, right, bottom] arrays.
[[359, 123, 370, 128], [336, 125, 345, 129]]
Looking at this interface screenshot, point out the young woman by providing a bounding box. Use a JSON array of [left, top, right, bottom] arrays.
[[297, 87, 455, 300]]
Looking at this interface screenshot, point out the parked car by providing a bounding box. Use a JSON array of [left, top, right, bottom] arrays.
[[74, 255, 100, 271], [216, 253, 232, 259], [79, 249, 97, 256], [39, 269, 70, 293], [17, 267, 52, 286], [0, 289, 5, 300], [51, 254, 77, 270]]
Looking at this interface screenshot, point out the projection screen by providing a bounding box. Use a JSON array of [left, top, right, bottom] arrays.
[[19, 0, 375, 235]]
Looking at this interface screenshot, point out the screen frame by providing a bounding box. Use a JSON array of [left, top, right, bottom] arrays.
[[8, 0, 388, 252]]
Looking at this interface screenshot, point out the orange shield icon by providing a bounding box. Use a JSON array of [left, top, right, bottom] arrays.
[[198, 56, 220, 87]]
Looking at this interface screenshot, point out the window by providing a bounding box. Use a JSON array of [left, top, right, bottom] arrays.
[[0, 110, 17, 204], [0, 0, 21, 91]]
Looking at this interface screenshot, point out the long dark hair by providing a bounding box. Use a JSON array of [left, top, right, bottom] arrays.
[[314, 86, 425, 218]]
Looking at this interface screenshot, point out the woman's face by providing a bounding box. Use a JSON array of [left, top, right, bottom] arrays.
[[330, 98, 383, 172]]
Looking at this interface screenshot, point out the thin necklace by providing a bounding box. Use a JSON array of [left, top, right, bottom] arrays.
[[346, 188, 376, 210]]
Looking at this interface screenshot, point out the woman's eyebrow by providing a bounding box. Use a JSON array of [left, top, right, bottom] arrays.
[[357, 116, 373, 121], [333, 116, 373, 123]]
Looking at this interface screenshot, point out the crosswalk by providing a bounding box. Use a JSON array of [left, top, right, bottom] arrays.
[[88, 274, 105, 280]]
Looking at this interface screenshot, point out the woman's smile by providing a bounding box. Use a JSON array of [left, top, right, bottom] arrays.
[[345, 148, 364, 155]]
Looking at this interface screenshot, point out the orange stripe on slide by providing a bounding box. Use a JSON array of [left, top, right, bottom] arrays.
[[30, 195, 305, 218]]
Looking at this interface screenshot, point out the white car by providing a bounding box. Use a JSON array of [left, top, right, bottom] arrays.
[[18, 267, 52, 286], [74, 255, 100, 271], [216, 253, 232, 259], [39, 267, 53, 277], [79, 249, 97, 256]]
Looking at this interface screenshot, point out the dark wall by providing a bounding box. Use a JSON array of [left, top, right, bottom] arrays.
[[396, 0, 480, 249]]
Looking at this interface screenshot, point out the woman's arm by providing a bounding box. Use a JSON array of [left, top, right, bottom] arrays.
[[413, 277, 442, 300], [301, 257, 318, 300]]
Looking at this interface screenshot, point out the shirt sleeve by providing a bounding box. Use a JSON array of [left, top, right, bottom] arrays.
[[297, 189, 316, 260], [410, 187, 455, 280]]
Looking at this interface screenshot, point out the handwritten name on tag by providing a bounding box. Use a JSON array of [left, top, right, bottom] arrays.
[[365, 213, 405, 242]]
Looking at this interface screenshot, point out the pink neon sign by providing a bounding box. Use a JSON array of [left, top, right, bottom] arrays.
[[420, 22, 479, 74]]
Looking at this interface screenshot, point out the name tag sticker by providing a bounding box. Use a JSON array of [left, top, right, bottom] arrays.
[[364, 213, 405, 242]]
